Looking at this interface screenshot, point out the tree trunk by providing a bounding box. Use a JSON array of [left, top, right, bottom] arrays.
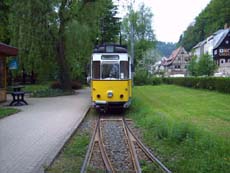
[[56, 0, 72, 91]]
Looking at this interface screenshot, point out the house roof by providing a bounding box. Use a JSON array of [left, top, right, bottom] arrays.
[[0, 42, 18, 56], [213, 28, 230, 49], [193, 40, 206, 49], [162, 47, 185, 66]]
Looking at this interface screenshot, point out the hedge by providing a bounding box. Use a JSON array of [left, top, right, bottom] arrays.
[[134, 77, 230, 94]]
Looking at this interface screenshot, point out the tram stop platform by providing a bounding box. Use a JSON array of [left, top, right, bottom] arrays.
[[0, 88, 90, 173]]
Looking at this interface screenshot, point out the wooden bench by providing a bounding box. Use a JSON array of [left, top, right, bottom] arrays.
[[9, 91, 28, 106]]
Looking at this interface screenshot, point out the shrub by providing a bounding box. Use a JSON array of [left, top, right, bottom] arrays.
[[151, 77, 163, 85], [134, 69, 151, 85], [50, 81, 82, 90], [162, 77, 230, 94]]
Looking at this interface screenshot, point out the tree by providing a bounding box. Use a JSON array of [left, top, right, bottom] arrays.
[[122, 3, 156, 67], [197, 54, 217, 76], [188, 56, 198, 76], [0, 0, 10, 43], [5, 0, 120, 87], [188, 54, 217, 76], [8, 0, 56, 81], [99, 0, 120, 43]]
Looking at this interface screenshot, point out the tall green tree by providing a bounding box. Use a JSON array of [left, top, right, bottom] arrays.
[[0, 0, 10, 43], [9, 0, 56, 80], [99, 0, 120, 43], [122, 3, 156, 67], [188, 56, 198, 76], [188, 54, 217, 76], [198, 54, 217, 76]]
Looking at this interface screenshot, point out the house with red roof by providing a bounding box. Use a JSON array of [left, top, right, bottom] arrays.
[[0, 42, 18, 102], [162, 46, 191, 76]]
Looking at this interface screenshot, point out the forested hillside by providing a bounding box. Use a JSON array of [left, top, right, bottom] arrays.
[[156, 41, 176, 57], [178, 0, 230, 51]]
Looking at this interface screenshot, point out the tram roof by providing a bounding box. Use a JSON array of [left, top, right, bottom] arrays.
[[93, 44, 128, 53]]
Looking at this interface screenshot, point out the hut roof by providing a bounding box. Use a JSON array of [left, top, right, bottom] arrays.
[[0, 42, 18, 56]]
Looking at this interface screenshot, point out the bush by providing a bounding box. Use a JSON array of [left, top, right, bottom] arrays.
[[163, 77, 230, 94], [134, 69, 151, 85], [50, 81, 82, 90]]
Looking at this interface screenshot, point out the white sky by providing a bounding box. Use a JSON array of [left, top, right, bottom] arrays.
[[115, 0, 211, 43]]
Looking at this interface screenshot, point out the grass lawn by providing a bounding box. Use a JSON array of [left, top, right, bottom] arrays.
[[127, 85, 230, 173], [0, 107, 20, 119]]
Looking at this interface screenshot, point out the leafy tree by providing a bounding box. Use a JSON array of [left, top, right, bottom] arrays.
[[197, 54, 217, 76], [188, 56, 198, 76], [156, 41, 177, 57], [188, 54, 217, 76], [8, 0, 56, 81], [99, 0, 120, 43], [0, 0, 10, 43], [122, 3, 156, 67]]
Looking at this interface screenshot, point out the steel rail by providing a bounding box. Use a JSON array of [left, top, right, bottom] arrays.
[[122, 118, 142, 173], [98, 119, 115, 173], [80, 118, 99, 173], [124, 119, 172, 173]]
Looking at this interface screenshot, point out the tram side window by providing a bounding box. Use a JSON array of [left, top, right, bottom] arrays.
[[120, 61, 129, 79], [92, 61, 100, 79]]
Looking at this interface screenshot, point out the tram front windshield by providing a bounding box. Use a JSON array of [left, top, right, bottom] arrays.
[[102, 62, 119, 79]]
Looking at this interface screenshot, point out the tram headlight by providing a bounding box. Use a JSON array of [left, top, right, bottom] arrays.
[[107, 91, 113, 98]]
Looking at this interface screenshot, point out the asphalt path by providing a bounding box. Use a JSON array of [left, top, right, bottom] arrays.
[[0, 88, 90, 173]]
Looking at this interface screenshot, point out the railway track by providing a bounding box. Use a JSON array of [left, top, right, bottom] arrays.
[[81, 116, 172, 173]]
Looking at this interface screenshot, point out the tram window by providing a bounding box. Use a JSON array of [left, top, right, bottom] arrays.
[[120, 61, 129, 79], [92, 61, 100, 79], [102, 63, 119, 79]]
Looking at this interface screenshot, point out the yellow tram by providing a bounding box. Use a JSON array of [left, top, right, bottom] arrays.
[[90, 44, 133, 111]]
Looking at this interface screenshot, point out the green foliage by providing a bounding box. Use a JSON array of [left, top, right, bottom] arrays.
[[156, 41, 177, 57], [0, 0, 10, 43], [178, 0, 230, 51], [188, 54, 217, 76], [31, 88, 74, 97], [188, 56, 198, 76], [8, 0, 57, 81], [163, 77, 230, 94], [122, 3, 156, 66], [99, 0, 120, 43], [134, 68, 150, 85], [2, 0, 120, 85]]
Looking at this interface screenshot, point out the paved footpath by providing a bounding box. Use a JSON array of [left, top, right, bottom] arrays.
[[0, 88, 90, 173]]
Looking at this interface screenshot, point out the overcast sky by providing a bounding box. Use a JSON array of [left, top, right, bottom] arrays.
[[115, 0, 211, 43]]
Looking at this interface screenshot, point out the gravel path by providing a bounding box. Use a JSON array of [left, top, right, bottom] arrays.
[[100, 120, 135, 172]]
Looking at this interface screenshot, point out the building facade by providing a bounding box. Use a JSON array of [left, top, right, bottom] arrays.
[[192, 27, 230, 76], [213, 29, 230, 75], [162, 47, 191, 76]]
